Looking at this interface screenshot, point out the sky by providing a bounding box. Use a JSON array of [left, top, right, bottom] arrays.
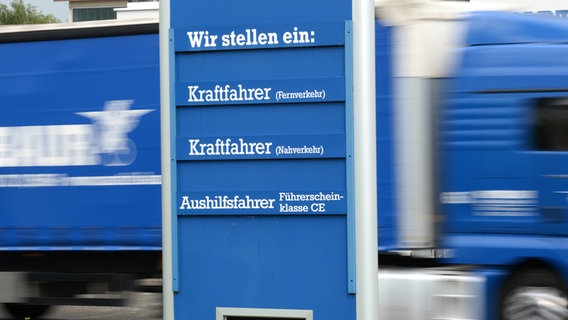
[[0, 0, 69, 22]]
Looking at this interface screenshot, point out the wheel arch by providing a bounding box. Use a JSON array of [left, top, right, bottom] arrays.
[[505, 257, 568, 286], [497, 257, 568, 320]]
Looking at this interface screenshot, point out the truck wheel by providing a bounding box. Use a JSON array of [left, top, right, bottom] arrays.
[[3, 303, 51, 319], [500, 269, 568, 320]]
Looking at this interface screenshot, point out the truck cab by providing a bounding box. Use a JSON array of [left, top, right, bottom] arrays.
[[442, 11, 568, 320], [376, 4, 568, 320]]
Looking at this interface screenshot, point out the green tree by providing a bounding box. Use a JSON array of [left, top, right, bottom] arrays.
[[0, 0, 59, 24]]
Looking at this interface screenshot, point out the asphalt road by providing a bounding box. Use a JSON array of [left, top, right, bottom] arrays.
[[0, 293, 163, 320]]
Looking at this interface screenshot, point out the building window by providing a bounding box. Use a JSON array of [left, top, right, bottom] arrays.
[[533, 98, 568, 151], [73, 8, 117, 22]]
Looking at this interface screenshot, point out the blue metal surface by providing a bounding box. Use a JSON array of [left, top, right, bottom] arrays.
[[344, 20, 356, 294], [466, 11, 568, 47], [445, 234, 568, 274], [374, 21, 396, 250], [177, 215, 354, 319], [0, 33, 161, 250], [473, 267, 509, 320], [170, 0, 351, 26], [452, 44, 568, 93], [168, 29, 180, 292]]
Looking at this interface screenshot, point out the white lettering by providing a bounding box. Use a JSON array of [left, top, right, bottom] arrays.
[[0, 125, 98, 167], [279, 203, 308, 213], [178, 195, 276, 210], [187, 84, 271, 103], [180, 196, 191, 209], [442, 190, 539, 217], [275, 145, 324, 156], [278, 191, 343, 202], [186, 31, 218, 48], [275, 89, 325, 101], [221, 29, 278, 47], [282, 27, 316, 44], [188, 138, 273, 156], [0, 101, 152, 168]]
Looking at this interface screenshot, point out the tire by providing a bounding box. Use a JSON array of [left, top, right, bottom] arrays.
[[3, 303, 51, 319], [500, 269, 568, 320]]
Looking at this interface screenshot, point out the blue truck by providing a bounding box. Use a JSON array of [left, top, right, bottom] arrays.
[[376, 3, 568, 320], [0, 20, 161, 318]]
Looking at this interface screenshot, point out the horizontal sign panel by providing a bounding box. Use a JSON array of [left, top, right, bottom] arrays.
[[176, 78, 344, 106], [173, 22, 345, 52], [177, 190, 347, 215], [175, 47, 345, 83], [176, 134, 345, 160], [177, 159, 346, 191], [177, 103, 346, 136]]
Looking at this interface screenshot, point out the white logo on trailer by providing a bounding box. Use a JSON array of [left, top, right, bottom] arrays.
[[77, 100, 153, 166], [0, 100, 154, 167]]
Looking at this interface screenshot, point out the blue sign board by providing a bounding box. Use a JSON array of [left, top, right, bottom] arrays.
[[166, 0, 355, 318]]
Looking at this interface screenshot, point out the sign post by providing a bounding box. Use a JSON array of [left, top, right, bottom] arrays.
[[161, 0, 377, 318], [353, 0, 379, 318]]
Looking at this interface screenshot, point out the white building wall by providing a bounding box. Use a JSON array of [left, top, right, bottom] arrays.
[[115, 2, 159, 20]]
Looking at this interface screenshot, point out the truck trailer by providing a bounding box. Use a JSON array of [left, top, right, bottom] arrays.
[[376, 2, 568, 320], [0, 20, 161, 318]]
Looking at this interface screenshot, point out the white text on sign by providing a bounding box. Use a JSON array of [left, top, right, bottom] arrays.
[[186, 27, 316, 49]]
